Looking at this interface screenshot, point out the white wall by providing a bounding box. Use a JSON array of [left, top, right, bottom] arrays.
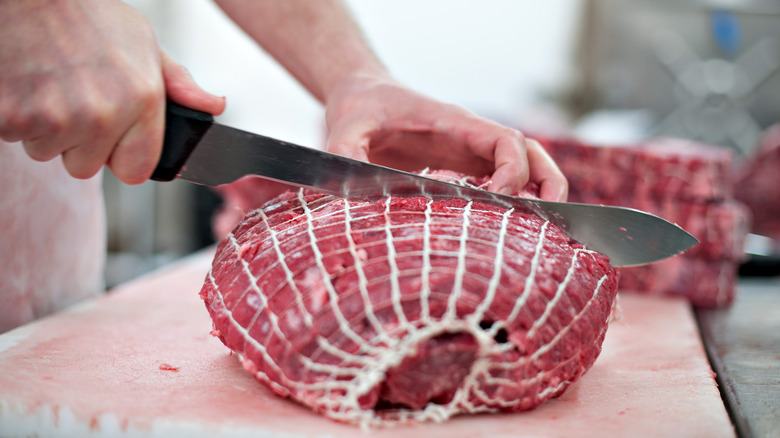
[[132, 0, 582, 147], [346, 1, 582, 118]]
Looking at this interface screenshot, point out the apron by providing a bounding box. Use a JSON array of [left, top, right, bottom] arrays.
[[0, 141, 106, 333]]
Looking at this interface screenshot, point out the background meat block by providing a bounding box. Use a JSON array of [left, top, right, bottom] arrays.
[[538, 135, 749, 307], [202, 172, 619, 426], [734, 123, 780, 240], [566, 194, 751, 262], [618, 256, 738, 308], [540, 136, 734, 203]]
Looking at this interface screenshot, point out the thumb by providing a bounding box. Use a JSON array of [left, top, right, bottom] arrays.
[[325, 118, 375, 163], [161, 51, 226, 115]]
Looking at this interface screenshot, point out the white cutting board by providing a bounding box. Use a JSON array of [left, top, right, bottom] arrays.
[[0, 249, 734, 438]]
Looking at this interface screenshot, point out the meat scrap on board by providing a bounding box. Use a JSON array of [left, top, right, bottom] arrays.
[[200, 170, 620, 426]]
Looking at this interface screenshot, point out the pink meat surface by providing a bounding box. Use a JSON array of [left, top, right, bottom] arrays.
[[538, 135, 749, 307], [211, 175, 294, 241], [200, 170, 619, 426], [540, 136, 734, 203], [735, 123, 780, 239], [618, 257, 738, 308], [568, 196, 750, 262]]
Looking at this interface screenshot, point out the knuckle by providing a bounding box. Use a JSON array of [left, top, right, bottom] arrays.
[[444, 102, 466, 115], [0, 107, 29, 137], [133, 77, 164, 110], [39, 109, 69, 136], [0, 119, 15, 141], [508, 128, 526, 144], [87, 106, 116, 135]]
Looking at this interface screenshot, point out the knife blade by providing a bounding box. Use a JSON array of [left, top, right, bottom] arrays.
[[152, 101, 698, 267]]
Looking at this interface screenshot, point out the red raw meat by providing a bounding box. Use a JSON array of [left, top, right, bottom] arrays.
[[735, 123, 780, 239], [211, 176, 293, 240], [618, 257, 738, 308], [568, 195, 751, 262], [541, 136, 734, 203], [200, 170, 619, 426], [538, 135, 749, 307]]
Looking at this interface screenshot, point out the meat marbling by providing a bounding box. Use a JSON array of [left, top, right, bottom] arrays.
[[0, 140, 105, 334], [200, 170, 619, 427]]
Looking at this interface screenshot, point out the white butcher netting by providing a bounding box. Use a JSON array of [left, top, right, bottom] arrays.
[[201, 170, 618, 427]]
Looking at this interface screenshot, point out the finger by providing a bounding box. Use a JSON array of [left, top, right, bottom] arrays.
[[21, 137, 66, 162], [0, 108, 26, 142], [485, 130, 529, 195], [24, 88, 134, 175], [14, 92, 76, 161], [326, 117, 376, 162], [60, 140, 115, 179], [20, 104, 107, 164], [60, 114, 130, 179], [21, 116, 85, 162], [526, 139, 568, 202], [0, 132, 22, 143], [108, 94, 165, 185], [161, 51, 226, 116]]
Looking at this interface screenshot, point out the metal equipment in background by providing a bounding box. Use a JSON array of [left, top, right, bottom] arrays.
[[572, 0, 780, 155]]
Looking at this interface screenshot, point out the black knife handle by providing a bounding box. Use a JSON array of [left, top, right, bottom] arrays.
[[151, 100, 215, 182]]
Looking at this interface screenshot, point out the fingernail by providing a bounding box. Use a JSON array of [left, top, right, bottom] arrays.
[[496, 186, 512, 196]]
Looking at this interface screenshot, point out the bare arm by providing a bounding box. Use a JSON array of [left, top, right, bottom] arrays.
[[214, 0, 386, 103], [215, 0, 567, 200]]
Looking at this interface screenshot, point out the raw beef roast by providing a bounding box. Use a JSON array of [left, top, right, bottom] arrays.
[[200, 170, 619, 426], [538, 135, 749, 307]]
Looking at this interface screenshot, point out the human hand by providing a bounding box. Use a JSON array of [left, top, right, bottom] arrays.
[[324, 74, 568, 202], [0, 0, 225, 184]]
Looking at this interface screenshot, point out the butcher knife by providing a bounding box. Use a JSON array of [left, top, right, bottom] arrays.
[[152, 101, 698, 267]]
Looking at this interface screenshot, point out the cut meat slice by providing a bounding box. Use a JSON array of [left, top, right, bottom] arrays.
[[200, 170, 619, 427]]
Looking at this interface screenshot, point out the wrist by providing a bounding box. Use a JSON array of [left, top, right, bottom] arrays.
[[324, 67, 395, 106], [318, 49, 392, 101]]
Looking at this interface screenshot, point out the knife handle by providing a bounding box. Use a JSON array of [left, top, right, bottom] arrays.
[[151, 100, 215, 182]]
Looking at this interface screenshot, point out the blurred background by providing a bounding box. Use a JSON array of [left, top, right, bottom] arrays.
[[105, 0, 780, 287]]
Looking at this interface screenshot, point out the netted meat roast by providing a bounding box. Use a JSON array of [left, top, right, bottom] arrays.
[[200, 170, 619, 426]]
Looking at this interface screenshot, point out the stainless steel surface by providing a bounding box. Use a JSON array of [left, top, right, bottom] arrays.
[[178, 123, 698, 267], [697, 278, 780, 438], [574, 0, 780, 154]]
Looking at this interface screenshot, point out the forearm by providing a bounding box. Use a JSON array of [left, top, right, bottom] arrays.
[[214, 0, 388, 103]]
